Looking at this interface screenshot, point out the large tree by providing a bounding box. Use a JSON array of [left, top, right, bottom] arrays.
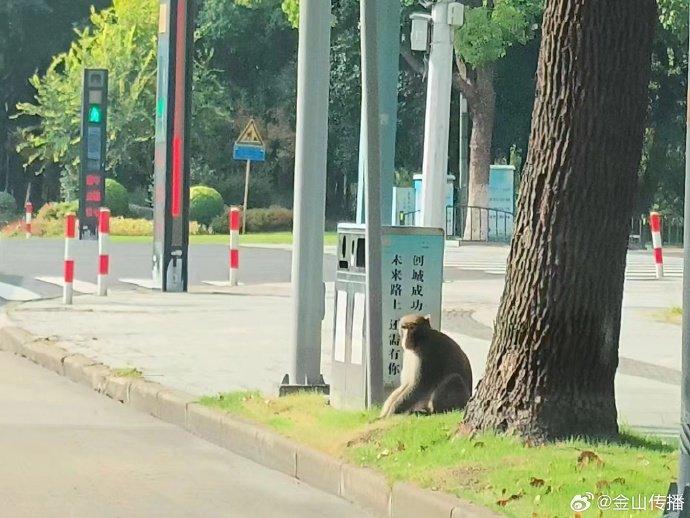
[[463, 0, 657, 441]]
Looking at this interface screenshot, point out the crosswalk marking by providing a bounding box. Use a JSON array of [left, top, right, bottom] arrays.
[[35, 276, 98, 294], [0, 282, 41, 302], [443, 250, 684, 280]]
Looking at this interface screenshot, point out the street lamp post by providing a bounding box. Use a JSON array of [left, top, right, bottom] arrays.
[[420, 0, 464, 229], [284, 0, 331, 390]]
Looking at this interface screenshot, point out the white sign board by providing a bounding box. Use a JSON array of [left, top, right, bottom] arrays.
[[380, 229, 444, 386]]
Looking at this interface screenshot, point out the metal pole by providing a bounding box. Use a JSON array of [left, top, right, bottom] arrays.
[[421, 0, 454, 229], [678, 4, 690, 491], [356, 0, 401, 225], [458, 93, 469, 208], [288, 0, 331, 386], [242, 159, 251, 234], [361, 0, 384, 406]]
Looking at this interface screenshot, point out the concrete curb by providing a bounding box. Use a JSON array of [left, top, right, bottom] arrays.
[[0, 324, 500, 518]]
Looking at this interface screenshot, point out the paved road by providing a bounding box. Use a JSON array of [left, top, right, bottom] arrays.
[[0, 349, 369, 518], [0, 239, 679, 305]]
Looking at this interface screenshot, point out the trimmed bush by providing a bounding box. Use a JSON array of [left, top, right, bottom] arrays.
[[105, 178, 129, 217], [210, 205, 293, 234], [190, 185, 224, 226]]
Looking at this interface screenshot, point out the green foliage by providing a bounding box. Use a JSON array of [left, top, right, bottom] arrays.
[[15, 0, 232, 201], [455, 0, 543, 68], [0, 192, 17, 215], [105, 178, 129, 217], [190, 185, 224, 226], [36, 201, 78, 222], [210, 205, 292, 233]]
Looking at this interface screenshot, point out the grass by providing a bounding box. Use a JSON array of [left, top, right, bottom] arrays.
[[200, 391, 678, 517], [654, 306, 683, 325], [112, 367, 143, 378], [107, 232, 338, 246]]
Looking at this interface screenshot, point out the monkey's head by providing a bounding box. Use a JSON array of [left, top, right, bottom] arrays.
[[399, 314, 432, 351]]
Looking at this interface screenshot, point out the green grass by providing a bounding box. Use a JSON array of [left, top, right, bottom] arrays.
[[201, 391, 678, 517], [653, 306, 683, 325], [109, 232, 338, 246], [112, 367, 143, 378]]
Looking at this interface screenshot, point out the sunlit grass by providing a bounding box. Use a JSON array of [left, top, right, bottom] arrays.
[[201, 391, 678, 517]]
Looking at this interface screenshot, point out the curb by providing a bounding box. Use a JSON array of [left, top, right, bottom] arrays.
[[0, 324, 499, 518]]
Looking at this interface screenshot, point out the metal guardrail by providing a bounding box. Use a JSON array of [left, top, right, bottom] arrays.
[[397, 205, 514, 243]]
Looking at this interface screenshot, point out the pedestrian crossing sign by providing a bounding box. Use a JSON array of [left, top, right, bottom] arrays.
[[234, 119, 266, 162]]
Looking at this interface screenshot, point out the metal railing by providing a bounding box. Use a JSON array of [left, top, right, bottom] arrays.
[[630, 214, 684, 248], [397, 205, 514, 243]]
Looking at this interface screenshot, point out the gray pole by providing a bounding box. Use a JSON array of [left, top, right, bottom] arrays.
[[288, 0, 331, 386], [361, 0, 385, 406], [356, 0, 401, 225], [458, 93, 469, 208], [678, 5, 690, 491], [420, 0, 455, 229]]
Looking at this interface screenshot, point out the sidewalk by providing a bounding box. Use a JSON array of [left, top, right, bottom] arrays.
[[6, 274, 683, 436]]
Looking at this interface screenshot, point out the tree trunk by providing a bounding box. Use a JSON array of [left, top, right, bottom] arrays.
[[463, 0, 656, 442], [463, 65, 496, 241]]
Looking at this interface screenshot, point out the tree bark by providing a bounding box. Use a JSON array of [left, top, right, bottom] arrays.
[[463, 0, 657, 442], [464, 65, 495, 241]]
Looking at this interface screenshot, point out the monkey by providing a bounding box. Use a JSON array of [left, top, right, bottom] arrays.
[[379, 314, 473, 418]]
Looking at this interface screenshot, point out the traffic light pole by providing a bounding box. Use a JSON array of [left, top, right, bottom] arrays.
[[152, 0, 195, 292], [283, 0, 331, 391]]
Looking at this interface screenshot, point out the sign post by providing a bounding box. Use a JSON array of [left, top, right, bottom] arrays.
[[79, 69, 108, 240], [152, 0, 195, 292], [233, 119, 266, 234]]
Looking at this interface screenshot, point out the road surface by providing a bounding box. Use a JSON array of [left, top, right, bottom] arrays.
[[0, 349, 370, 517]]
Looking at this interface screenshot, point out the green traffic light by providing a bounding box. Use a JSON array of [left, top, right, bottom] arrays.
[[88, 104, 102, 124]]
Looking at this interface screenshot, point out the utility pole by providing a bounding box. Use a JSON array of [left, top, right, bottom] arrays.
[[355, 0, 401, 225], [361, 0, 384, 407], [285, 0, 331, 388], [420, 0, 463, 229], [678, 3, 690, 494]]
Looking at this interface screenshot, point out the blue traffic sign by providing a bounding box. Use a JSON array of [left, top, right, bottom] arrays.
[[233, 144, 266, 162]]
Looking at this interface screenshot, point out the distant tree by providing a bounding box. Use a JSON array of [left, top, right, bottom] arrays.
[[463, 0, 657, 442], [15, 0, 231, 201], [0, 0, 110, 202]]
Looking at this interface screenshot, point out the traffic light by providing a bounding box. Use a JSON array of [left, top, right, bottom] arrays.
[[79, 69, 108, 240]]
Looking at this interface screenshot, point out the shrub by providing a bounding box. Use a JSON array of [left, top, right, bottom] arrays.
[[246, 206, 293, 232], [105, 178, 129, 217], [36, 201, 79, 222], [0, 192, 17, 215], [210, 205, 293, 234], [129, 203, 154, 220], [110, 217, 153, 236], [190, 185, 224, 226]]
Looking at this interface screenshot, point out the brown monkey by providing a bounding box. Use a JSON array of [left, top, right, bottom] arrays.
[[380, 314, 473, 417]]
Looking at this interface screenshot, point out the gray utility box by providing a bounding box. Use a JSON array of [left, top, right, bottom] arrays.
[[330, 223, 444, 410]]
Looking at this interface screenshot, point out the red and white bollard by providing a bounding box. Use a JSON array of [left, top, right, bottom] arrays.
[[98, 208, 110, 296], [650, 211, 664, 279], [24, 202, 32, 239], [229, 206, 240, 286], [64, 213, 76, 305]]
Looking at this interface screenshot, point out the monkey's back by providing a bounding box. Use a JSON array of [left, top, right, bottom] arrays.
[[415, 327, 473, 394]]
